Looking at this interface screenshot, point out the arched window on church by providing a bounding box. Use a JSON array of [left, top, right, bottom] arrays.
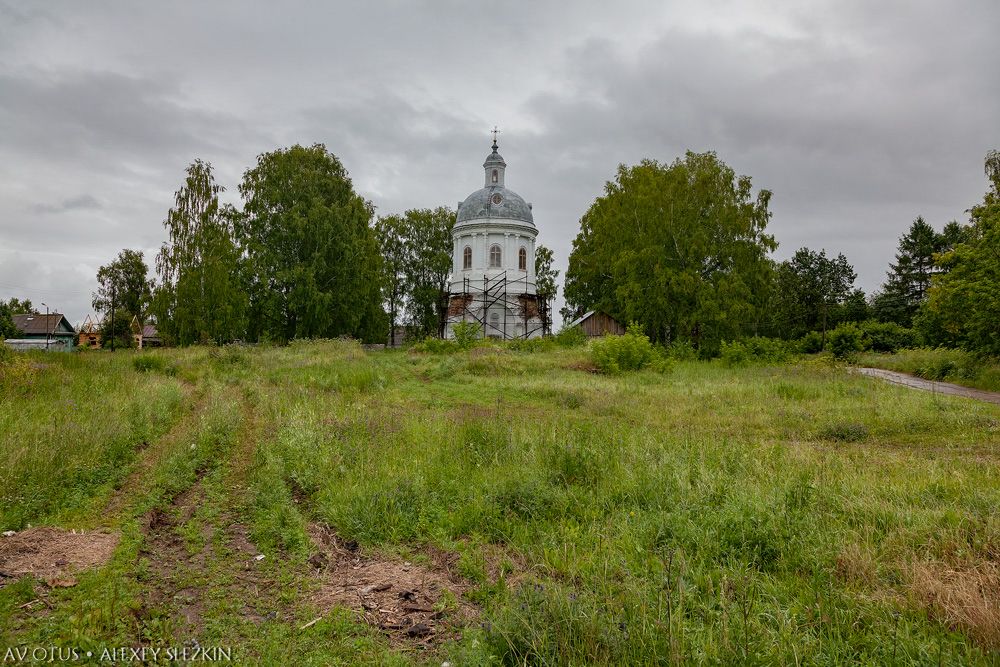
[[489, 244, 502, 268], [492, 169, 498, 184], [463, 246, 472, 269], [518, 247, 527, 271], [490, 312, 500, 335]]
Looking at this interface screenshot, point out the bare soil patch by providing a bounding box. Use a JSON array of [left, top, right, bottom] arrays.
[[308, 524, 478, 648], [0, 527, 119, 588]]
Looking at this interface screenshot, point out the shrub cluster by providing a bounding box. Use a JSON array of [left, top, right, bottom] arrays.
[[452, 321, 481, 350], [589, 323, 673, 374], [858, 320, 916, 353], [720, 337, 790, 366], [798, 331, 825, 354], [798, 320, 917, 357], [828, 324, 864, 359], [553, 325, 587, 348], [664, 339, 698, 361]]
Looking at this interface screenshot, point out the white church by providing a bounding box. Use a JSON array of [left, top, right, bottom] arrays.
[[445, 136, 544, 340]]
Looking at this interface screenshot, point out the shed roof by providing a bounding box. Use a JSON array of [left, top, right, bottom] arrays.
[[566, 310, 596, 329]]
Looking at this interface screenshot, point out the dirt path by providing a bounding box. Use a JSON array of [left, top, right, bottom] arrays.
[[855, 367, 1000, 406]]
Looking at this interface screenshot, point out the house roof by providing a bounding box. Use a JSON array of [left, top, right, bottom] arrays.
[[11, 313, 76, 336], [142, 324, 159, 338]]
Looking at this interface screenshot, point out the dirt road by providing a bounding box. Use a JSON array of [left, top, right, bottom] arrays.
[[855, 367, 1000, 406]]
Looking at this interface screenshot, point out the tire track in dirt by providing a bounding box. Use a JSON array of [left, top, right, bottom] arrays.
[[133, 386, 241, 642], [102, 385, 207, 519], [134, 387, 280, 643]]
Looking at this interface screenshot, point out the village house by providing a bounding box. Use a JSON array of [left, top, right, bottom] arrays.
[[5, 313, 77, 351]]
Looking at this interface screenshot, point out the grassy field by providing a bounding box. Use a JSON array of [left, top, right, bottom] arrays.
[[1, 341, 999, 665]]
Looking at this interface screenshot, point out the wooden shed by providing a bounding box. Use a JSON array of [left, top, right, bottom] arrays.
[[565, 310, 626, 338]]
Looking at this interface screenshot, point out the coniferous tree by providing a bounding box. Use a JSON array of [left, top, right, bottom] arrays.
[[871, 217, 945, 326]]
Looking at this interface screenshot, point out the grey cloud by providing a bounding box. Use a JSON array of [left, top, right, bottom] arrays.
[[0, 0, 998, 324], [31, 194, 102, 214]]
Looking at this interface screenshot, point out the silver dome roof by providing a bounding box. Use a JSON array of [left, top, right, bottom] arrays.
[[456, 185, 534, 226]]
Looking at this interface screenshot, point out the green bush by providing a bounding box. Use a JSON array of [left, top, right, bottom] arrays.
[[798, 331, 825, 354], [858, 320, 916, 353], [720, 337, 789, 366], [452, 321, 481, 350], [554, 325, 587, 348], [720, 340, 750, 366], [665, 339, 698, 361], [589, 322, 667, 374], [828, 324, 863, 359]]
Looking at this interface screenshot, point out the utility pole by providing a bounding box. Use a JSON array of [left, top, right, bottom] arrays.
[[110, 286, 116, 352], [42, 302, 49, 351]]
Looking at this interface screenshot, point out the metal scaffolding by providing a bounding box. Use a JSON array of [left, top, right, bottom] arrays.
[[446, 271, 545, 340]]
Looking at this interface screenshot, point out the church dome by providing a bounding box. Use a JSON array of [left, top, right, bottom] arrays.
[[455, 140, 534, 228], [456, 185, 534, 226]]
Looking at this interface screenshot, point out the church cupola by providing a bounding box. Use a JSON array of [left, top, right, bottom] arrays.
[[483, 132, 506, 187]]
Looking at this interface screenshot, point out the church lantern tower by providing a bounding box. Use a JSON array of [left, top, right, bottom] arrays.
[[446, 133, 543, 340]]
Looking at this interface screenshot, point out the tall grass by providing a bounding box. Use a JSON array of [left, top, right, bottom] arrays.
[[2, 342, 998, 663], [0, 352, 186, 530], [238, 345, 999, 663]]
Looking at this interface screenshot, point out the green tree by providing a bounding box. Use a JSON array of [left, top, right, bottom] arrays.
[[92, 249, 152, 324], [236, 144, 384, 343], [834, 288, 870, 325], [0, 302, 18, 339], [374, 214, 408, 344], [399, 207, 454, 338], [98, 307, 136, 350], [920, 150, 1000, 354], [770, 248, 857, 342], [871, 217, 954, 326], [564, 152, 776, 351], [534, 245, 559, 336], [4, 298, 36, 315], [153, 159, 247, 345]]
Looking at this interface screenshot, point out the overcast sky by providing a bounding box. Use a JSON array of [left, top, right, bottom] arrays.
[[1, 0, 998, 325]]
